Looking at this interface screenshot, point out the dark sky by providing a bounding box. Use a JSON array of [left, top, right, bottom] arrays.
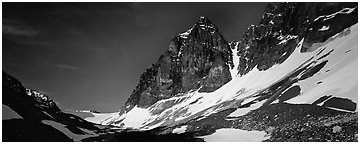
[[2, 2, 268, 112]]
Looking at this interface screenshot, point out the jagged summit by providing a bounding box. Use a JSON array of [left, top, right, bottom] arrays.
[[194, 16, 218, 35], [123, 16, 233, 112], [175, 16, 229, 56], [178, 16, 218, 39], [199, 16, 209, 21], [197, 16, 216, 28]]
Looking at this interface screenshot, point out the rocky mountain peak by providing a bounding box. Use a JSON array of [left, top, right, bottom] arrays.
[[178, 16, 219, 40], [195, 16, 217, 31], [25, 88, 57, 109], [174, 17, 232, 62], [123, 17, 233, 112], [198, 16, 211, 23]]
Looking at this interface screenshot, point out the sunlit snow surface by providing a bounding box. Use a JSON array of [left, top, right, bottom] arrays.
[[198, 128, 270, 142], [119, 106, 151, 128], [84, 112, 118, 125], [172, 125, 188, 134], [319, 25, 330, 31], [286, 24, 358, 107], [87, 24, 357, 132]]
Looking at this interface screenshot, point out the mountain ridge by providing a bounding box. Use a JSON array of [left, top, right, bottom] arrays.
[[104, 2, 358, 137], [122, 2, 358, 114], [2, 72, 100, 141], [2, 2, 358, 142]]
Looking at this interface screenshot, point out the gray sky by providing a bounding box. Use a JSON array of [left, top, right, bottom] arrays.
[[3, 2, 268, 112]]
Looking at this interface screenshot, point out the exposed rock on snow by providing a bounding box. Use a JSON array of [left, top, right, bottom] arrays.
[[332, 125, 342, 133]]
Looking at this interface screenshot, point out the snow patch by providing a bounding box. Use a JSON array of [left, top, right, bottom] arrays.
[[119, 106, 151, 129], [229, 42, 240, 78], [199, 128, 270, 142], [269, 20, 274, 25], [314, 7, 357, 22], [26, 88, 49, 101], [326, 107, 357, 113], [84, 112, 118, 125], [319, 26, 330, 31], [179, 26, 194, 39], [172, 125, 188, 134], [278, 35, 298, 45]]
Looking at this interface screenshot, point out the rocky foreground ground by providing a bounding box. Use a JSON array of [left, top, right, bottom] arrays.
[[80, 103, 357, 142]]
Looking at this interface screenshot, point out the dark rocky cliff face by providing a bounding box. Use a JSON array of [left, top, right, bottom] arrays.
[[2, 72, 99, 141], [3, 72, 58, 120], [124, 17, 233, 111], [235, 2, 357, 76]]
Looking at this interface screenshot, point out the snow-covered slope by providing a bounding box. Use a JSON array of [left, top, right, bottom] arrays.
[[2, 104, 22, 120], [286, 25, 357, 108], [83, 112, 119, 125], [87, 24, 357, 130], [229, 24, 357, 117]]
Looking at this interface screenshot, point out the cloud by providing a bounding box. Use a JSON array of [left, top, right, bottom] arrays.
[[117, 3, 152, 29], [131, 4, 152, 29], [22, 40, 58, 46], [51, 5, 92, 16], [54, 64, 86, 73], [2, 19, 39, 37], [69, 30, 113, 65], [134, 15, 151, 28]]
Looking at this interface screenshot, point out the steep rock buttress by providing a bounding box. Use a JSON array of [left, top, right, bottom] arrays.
[[124, 17, 233, 112]]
